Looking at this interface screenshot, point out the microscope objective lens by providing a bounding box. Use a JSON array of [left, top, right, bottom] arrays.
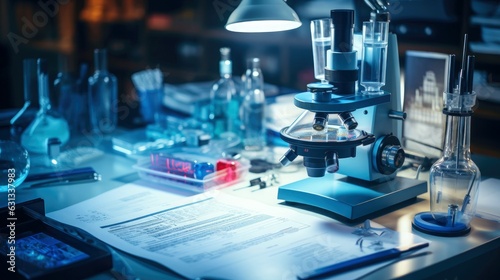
[[312, 112, 328, 131]]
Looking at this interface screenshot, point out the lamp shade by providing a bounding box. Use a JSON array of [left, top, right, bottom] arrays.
[[225, 0, 302, 33]]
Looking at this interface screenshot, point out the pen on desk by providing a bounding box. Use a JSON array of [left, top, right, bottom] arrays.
[[25, 166, 96, 182], [29, 172, 102, 188], [296, 242, 429, 280]]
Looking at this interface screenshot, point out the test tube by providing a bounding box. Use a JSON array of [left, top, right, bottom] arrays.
[[360, 20, 389, 94], [310, 18, 331, 83]]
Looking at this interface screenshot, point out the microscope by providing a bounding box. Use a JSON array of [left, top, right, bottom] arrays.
[[277, 8, 427, 220]]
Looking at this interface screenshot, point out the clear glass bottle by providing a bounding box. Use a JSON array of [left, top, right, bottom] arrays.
[[242, 57, 266, 151], [209, 47, 238, 139], [21, 59, 70, 154], [88, 48, 118, 134], [10, 59, 39, 143], [74, 63, 91, 134], [53, 54, 77, 131], [428, 91, 481, 233]]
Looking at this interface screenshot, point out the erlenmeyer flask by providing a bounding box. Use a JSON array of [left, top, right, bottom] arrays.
[[21, 59, 70, 154]]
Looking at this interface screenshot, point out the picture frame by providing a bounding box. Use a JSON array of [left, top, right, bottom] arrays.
[[403, 50, 450, 159]]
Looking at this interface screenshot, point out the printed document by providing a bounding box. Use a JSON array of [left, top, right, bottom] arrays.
[[48, 182, 428, 280], [476, 178, 500, 222]]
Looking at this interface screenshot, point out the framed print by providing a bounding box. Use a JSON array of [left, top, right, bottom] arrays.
[[403, 51, 450, 158]]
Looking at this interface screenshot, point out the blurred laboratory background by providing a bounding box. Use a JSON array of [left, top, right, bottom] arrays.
[[0, 0, 499, 156]]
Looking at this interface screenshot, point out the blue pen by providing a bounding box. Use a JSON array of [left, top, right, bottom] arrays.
[[25, 167, 97, 182], [29, 172, 101, 188], [297, 242, 429, 280]]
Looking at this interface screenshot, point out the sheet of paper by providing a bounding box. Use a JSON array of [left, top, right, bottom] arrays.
[[48, 182, 428, 280], [476, 178, 500, 222]]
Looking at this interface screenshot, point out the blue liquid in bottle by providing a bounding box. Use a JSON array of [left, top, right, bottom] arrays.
[[209, 48, 238, 139]]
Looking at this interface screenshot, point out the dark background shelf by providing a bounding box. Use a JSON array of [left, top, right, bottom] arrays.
[[1, 0, 499, 156]]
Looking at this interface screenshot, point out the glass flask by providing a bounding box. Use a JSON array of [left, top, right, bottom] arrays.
[[0, 140, 30, 192], [88, 48, 118, 134], [10, 59, 39, 143], [21, 59, 70, 154], [416, 91, 481, 236]]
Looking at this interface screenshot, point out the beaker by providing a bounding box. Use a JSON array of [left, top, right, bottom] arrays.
[[310, 18, 331, 83], [360, 20, 389, 94]]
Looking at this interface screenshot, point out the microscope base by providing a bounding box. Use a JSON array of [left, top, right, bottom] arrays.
[[278, 174, 427, 220]]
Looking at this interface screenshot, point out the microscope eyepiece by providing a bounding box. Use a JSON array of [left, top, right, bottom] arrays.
[[325, 9, 357, 95], [330, 9, 354, 52]]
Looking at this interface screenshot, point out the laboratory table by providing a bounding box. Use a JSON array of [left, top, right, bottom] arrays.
[[4, 140, 500, 280]]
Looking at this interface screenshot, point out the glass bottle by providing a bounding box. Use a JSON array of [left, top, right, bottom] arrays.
[[226, 53, 242, 138], [241, 58, 266, 151], [88, 48, 118, 134], [209, 47, 238, 139], [10, 59, 39, 143], [428, 91, 481, 234], [53, 54, 77, 131], [21, 58, 70, 154], [74, 63, 91, 134]]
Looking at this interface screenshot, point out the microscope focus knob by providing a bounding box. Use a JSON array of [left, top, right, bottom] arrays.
[[373, 134, 405, 175], [381, 145, 405, 170]]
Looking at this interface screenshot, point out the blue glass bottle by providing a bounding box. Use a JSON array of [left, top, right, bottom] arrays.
[[88, 48, 118, 134], [209, 47, 238, 139]]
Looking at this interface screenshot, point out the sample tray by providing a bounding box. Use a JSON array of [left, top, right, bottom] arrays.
[[133, 158, 249, 193]]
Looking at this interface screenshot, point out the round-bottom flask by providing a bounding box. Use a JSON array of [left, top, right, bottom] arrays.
[[0, 140, 30, 192], [413, 92, 480, 236]]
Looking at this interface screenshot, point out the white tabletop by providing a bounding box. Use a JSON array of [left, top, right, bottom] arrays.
[[9, 143, 500, 280]]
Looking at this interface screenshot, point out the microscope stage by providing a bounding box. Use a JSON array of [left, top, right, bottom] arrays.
[[278, 174, 427, 220]]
